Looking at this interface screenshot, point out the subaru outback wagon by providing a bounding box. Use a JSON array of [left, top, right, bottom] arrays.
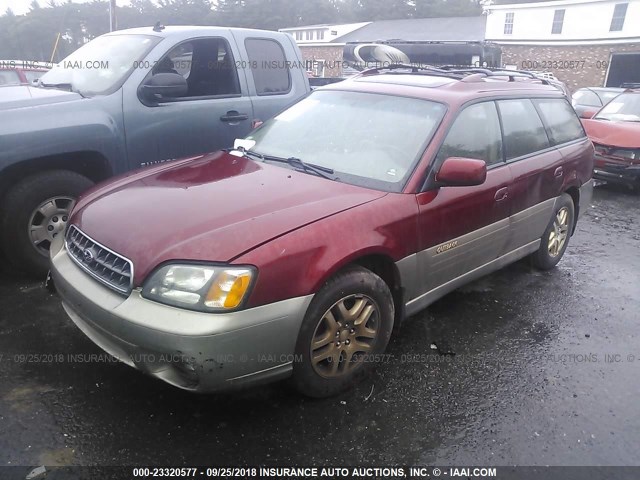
[[50, 66, 594, 397]]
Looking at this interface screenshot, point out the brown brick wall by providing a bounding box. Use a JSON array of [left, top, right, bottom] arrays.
[[299, 45, 345, 77], [500, 44, 640, 92]]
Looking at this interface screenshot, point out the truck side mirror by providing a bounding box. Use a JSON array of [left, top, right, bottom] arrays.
[[141, 73, 188, 101]]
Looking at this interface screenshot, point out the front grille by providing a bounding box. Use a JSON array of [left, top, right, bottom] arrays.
[[65, 225, 133, 294]]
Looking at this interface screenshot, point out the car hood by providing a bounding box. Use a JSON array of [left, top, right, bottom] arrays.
[[0, 85, 82, 110], [582, 118, 640, 149], [71, 151, 387, 285]]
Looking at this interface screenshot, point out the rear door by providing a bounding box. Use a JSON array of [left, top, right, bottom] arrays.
[[123, 35, 254, 168], [496, 98, 561, 252], [230, 31, 309, 124], [411, 101, 512, 304]]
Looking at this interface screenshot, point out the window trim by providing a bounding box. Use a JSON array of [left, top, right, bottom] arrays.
[[244, 37, 292, 97], [138, 36, 242, 106], [551, 9, 565, 35]]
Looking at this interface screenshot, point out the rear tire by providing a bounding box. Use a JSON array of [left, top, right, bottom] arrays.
[[291, 266, 394, 398], [1, 170, 93, 278], [531, 193, 575, 270]]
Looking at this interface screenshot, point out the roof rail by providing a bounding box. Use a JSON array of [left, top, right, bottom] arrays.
[[358, 63, 466, 80], [439, 66, 551, 85]]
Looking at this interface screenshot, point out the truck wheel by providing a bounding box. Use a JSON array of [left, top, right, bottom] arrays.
[[531, 193, 575, 270], [1, 170, 93, 278], [291, 266, 394, 398]]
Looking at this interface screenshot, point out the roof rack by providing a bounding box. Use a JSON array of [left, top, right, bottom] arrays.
[[439, 66, 551, 85], [357, 64, 552, 85], [359, 63, 467, 80]]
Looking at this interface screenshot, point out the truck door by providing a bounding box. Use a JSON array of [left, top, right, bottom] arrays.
[[122, 36, 254, 168], [230, 30, 309, 124]]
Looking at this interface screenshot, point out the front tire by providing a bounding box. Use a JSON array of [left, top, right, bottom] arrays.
[[291, 266, 394, 398], [531, 193, 575, 270], [1, 170, 93, 277]]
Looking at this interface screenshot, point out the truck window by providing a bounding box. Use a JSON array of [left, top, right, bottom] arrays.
[[153, 38, 241, 98], [245, 38, 292, 96]]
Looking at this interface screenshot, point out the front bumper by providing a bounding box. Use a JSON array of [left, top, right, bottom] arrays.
[[50, 239, 313, 392], [593, 156, 640, 187]]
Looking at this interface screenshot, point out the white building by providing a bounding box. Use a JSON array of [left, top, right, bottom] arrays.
[[484, 0, 640, 88]]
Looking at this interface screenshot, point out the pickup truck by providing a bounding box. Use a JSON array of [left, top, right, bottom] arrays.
[[0, 25, 310, 276]]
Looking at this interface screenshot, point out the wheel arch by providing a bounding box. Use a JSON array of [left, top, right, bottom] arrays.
[[317, 250, 406, 330], [0, 152, 113, 203]]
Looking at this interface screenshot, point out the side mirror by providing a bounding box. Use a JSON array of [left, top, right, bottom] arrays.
[[141, 73, 187, 100], [435, 157, 487, 187], [579, 107, 599, 119]]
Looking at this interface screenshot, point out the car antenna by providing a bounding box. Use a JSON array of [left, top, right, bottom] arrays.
[[153, 22, 165, 32]]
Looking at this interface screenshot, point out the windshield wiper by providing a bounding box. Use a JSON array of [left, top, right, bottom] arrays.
[[236, 147, 334, 180], [40, 82, 86, 97]]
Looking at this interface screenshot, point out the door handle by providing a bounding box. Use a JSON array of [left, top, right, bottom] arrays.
[[494, 187, 508, 202], [220, 111, 249, 122], [554, 167, 564, 178]]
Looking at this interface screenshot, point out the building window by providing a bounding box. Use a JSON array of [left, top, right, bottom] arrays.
[[551, 9, 565, 34], [610, 3, 628, 31], [313, 59, 325, 77], [316, 30, 325, 40], [305, 30, 313, 40], [504, 12, 514, 35], [294, 31, 302, 41]]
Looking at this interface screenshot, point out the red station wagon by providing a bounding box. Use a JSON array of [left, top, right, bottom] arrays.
[[50, 67, 594, 397]]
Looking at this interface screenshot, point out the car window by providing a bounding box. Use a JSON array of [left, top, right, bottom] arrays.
[[153, 38, 240, 98], [572, 89, 600, 107], [595, 92, 640, 122], [246, 90, 446, 192], [436, 102, 503, 166], [599, 91, 622, 104], [0, 70, 21, 85], [534, 98, 585, 145], [245, 38, 291, 95], [23, 70, 46, 84], [40, 34, 161, 96], [497, 99, 550, 160]]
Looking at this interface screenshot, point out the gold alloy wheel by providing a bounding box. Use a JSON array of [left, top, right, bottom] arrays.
[[310, 294, 380, 378], [548, 206, 570, 258]]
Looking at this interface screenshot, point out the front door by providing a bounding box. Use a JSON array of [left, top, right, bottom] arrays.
[[123, 36, 254, 168], [410, 101, 512, 307]]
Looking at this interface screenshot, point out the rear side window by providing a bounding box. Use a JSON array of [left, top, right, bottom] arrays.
[[535, 98, 585, 145], [245, 38, 291, 95], [497, 99, 550, 160], [436, 102, 503, 166]]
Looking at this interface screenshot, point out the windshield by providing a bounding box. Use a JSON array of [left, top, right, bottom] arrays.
[[595, 93, 640, 122], [245, 90, 446, 192], [39, 34, 161, 96]]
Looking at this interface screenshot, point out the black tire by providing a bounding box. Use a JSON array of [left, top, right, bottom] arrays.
[[1, 170, 93, 278], [291, 266, 394, 398], [531, 193, 575, 270]]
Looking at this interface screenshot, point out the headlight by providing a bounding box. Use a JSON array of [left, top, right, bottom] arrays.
[[141, 264, 255, 312]]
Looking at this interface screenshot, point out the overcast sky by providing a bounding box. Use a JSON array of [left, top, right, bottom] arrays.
[[1, 0, 131, 15]]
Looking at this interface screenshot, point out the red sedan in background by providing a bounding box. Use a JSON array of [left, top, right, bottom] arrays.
[[580, 89, 640, 190]]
